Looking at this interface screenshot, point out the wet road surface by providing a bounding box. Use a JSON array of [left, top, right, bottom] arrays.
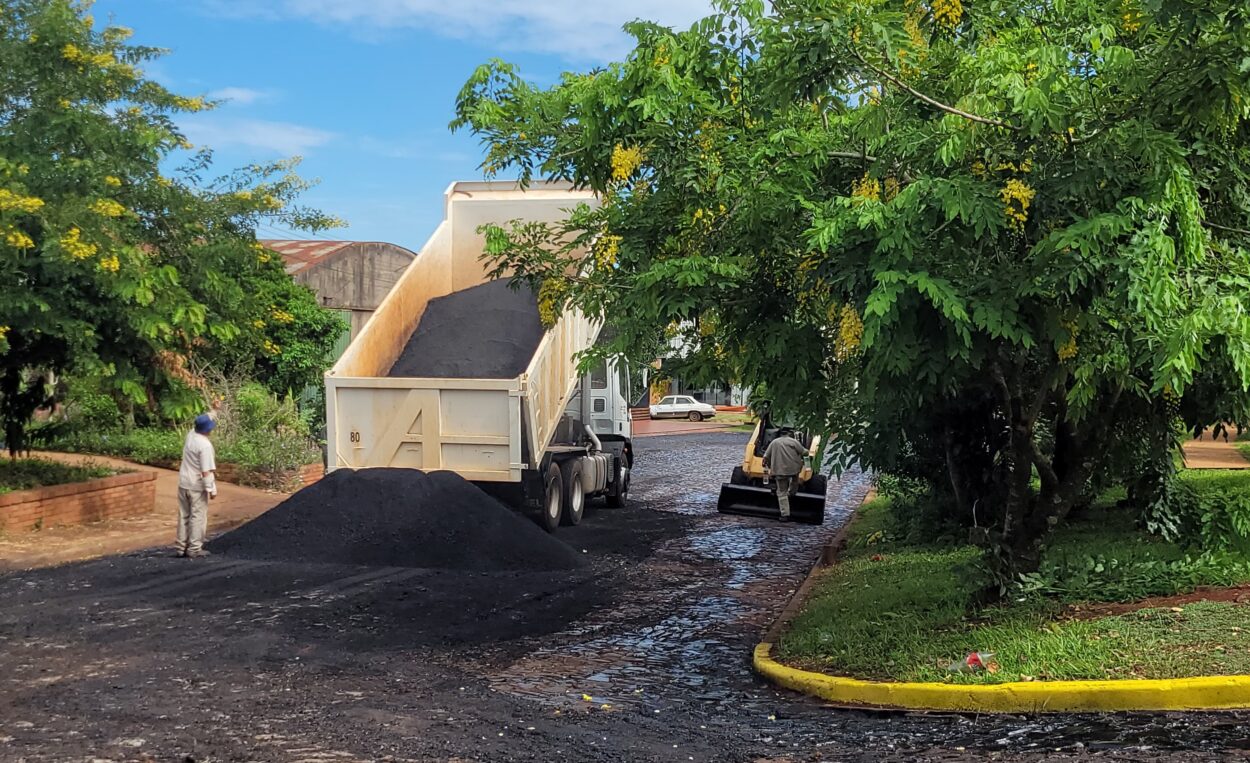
[[1, 432, 1248, 761]]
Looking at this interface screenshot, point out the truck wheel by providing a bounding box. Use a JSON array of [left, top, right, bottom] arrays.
[[561, 460, 585, 526], [541, 462, 562, 533], [606, 460, 630, 508], [730, 466, 750, 486], [688, 411, 703, 422]]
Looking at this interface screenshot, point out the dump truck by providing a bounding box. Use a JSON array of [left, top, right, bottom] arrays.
[[325, 180, 634, 532]]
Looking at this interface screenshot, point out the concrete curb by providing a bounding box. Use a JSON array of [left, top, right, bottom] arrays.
[[753, 491, 1250, 713]]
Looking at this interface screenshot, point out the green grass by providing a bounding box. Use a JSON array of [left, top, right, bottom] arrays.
[[0, 457, 120, 495], [1239, 442, 1250, 462], [779, 471, 1250, 684]]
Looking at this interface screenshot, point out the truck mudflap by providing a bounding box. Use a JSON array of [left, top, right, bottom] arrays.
[[716, 483, 826, 524]]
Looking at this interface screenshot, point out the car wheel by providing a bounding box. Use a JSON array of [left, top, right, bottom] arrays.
[[688, 411, 703, 422]]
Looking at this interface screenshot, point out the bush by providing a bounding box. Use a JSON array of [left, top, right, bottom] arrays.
[[0, 458, 119, 494]]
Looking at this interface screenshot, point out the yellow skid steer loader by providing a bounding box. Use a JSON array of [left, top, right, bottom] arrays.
[[716, 408, 827, 524]]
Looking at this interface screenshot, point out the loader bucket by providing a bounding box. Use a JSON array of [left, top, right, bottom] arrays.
[[716, 483, 826, 525]]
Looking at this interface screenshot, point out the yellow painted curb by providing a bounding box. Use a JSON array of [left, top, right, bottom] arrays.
[[754, 643, 1250, 713]]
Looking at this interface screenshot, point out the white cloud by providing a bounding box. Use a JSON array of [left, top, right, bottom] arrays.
[[207, 0, 715, 61], [208, 86, 269, 105], [181, 117, 336, 155]]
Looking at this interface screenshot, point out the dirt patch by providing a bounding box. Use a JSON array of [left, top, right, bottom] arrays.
[[209, 468, 584, 572], [388, 279, 544, 379], [1066, 585, 1250, 620]]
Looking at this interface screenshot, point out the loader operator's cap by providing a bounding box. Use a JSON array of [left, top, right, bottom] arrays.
[[194, 414, 217, 434]]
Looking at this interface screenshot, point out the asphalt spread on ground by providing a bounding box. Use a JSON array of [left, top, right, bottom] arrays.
[[1, 432, 1248, 762]]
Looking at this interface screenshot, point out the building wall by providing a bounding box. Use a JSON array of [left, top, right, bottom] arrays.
[[295, 243, 414, 339]]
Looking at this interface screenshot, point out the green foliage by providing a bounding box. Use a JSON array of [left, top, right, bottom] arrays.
[[453, 0, 1250, 583], [0, 0, 343, 454], [0, 457, 118, 494], [45, 381, 319, 474]]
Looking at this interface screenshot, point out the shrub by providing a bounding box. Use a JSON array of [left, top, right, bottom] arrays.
[[0, 458, 119, 494]]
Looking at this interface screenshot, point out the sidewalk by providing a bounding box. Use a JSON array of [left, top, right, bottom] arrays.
[[0, 452, 282, 571], [1181, 430, 1250, 470], [632, 418, 740, 437]]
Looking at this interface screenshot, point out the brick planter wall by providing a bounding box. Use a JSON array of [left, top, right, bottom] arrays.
[[0, 471, 157, 534], [216, 462, 324, 493]]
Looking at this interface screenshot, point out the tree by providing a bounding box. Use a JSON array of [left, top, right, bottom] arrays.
[[453, 0, 1250, 586], [0, 0, 344, 453]]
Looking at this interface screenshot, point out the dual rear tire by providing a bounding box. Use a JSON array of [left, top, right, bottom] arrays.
[[539, 460, 588, 533]]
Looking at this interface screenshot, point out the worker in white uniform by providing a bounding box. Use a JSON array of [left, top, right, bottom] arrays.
[[176, 413, 218, 558], [762, 427, 807, 522]]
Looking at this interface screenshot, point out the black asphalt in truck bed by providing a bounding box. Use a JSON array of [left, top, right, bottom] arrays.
[[388, 279, 545, 379], [209, 468, 585, 572]]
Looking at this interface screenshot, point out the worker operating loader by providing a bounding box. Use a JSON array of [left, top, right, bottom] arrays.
[[762, 428, 807, 522]]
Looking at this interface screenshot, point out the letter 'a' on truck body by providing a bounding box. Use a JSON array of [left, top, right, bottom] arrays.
[[325, 180, 634, 532]]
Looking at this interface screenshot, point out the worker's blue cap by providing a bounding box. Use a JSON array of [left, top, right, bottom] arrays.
[[194, 414, 216, 434]]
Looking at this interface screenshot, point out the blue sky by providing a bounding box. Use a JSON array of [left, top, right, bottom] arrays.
[[90, 0, 714, 251]]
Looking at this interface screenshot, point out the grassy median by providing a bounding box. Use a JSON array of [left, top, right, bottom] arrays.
[[778, 471, 1250, 684]]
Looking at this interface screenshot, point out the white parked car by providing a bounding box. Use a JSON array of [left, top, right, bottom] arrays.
[[649, 395, 718, 422]]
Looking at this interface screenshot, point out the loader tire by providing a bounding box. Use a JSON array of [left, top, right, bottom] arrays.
[[804, 473, 828, 497], [730, 466, 750, 486]]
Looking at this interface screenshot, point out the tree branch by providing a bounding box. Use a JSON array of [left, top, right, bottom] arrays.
[[1204, 220, 1250, 237], [852, 49, 1020, 131]]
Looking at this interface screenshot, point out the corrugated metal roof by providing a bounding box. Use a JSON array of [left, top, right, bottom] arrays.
[[260, 240, 358, 276]]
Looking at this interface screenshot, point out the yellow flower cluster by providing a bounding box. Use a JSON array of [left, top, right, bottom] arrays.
[[537, 278, 566, 328], [0, 326, 8, 342], [593, 234, 621, 270], [263, 339, 282, 355], [1000, 178, 1036, 232], [104, 176, 122, 187], [270, 308, 295, 324], [61, 42, 115, 68], [851, 174, 882, 203], [884, 176, 901, 202], [610, 144, 643, 182], [931, 0, 964, 30], [253, 319, 267, 330], [173, 96, 208, 112], [900, 11, 929, 75], [653, 43, 671, 68], [89, 199, 126, 217], [834, 305, 864, 361], [1119, 0, 1144, 32], [98, 254, 120, 273], [1057, 321, 1079, 361], [0, 188, 45, 213], [257, 252, 272, 263], [4, 228, 34, 249], [995, 159, 1033, 174], [60, 227, 97, 259]]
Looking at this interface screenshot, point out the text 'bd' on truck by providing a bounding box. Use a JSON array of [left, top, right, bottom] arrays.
[[324, 180, 634, 532]]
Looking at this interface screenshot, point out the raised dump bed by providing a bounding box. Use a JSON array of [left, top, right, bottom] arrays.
[[324, 181, 633, 532]]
